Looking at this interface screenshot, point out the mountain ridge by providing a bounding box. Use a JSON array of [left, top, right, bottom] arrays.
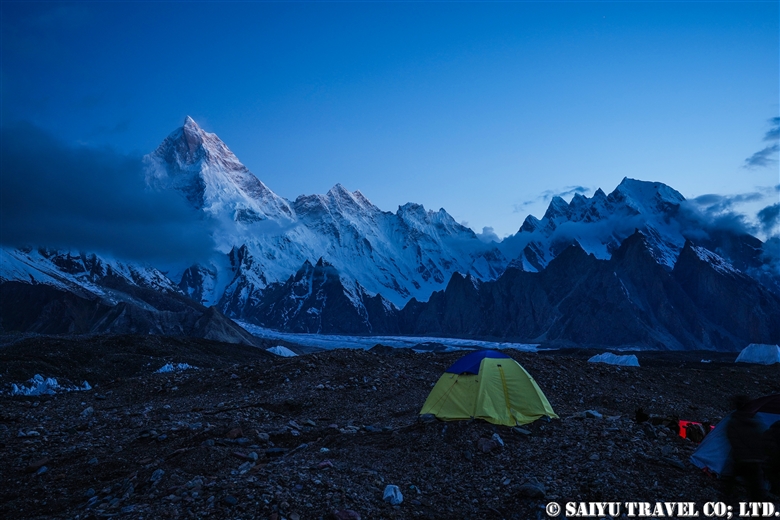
[[2, 116, 778, 349]]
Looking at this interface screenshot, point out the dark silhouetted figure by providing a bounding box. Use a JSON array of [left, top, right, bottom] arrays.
[[725, 395, 766, 502], [668, 416, 680, 437], [763, 422, 780, 495]]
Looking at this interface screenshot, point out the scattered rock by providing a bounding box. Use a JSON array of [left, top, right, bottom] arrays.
[[477, 437, 499, 453], [383, 484, 403, 505], [26, 457, 50, 472], [517, 479, 546, 499]]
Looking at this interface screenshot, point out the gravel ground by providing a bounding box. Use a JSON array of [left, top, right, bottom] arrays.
[[1, 335, 779, 519]]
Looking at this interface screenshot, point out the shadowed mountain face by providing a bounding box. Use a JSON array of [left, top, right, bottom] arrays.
[[671, 241, 780, 344], [396, 232, 780, 351], [0, 248, 264, 346], [252, 258, 359, 333], [245, 258, 398, 334], [0, 281, 263, 347]]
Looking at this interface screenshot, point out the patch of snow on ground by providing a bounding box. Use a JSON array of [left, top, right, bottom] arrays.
[[9, 374, 91, 396], [268, 346, 298, 357], [588, 353, 640, 367], [237, 321, 538, 353], [156, 363, 198, 373]]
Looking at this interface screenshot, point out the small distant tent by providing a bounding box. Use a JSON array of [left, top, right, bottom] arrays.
[[735, 344, 780, 365], [420, 350, 557, 426], [690, 394, 780, 475], [267, 346, 297, 357]]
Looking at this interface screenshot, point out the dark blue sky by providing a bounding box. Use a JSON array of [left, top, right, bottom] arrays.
[[2, 1, 778, 239]]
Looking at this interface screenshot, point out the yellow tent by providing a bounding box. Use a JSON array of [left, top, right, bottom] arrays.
[[420, 350, 557, 426]]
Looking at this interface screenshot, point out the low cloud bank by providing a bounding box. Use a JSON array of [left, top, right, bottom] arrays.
[[0, 121, 215, 264]]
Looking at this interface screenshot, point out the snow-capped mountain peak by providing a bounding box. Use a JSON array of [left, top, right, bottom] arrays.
[[396, 203, 474, 238], [140, 119, 508, 311], [545, 196, 570, 217], [144, 116, 293, 221], [324, 183, 380, 214], [611, 177, 685, 215], [501, 177, 689, 271]]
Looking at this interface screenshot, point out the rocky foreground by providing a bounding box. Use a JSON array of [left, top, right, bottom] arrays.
[[1, 335, 779, 519]]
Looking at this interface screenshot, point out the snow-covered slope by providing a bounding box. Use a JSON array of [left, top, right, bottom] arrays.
[[145, 116, 294, 222], [0, 247, 182, 310], [501, 179, 692, 272], [147, 117, 506, 314]]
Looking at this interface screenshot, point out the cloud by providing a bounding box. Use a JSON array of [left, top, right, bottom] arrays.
[[758, 203, 780, 236], [475, 226, 499, 243], [682, 193, 762, 237], [764, 117, 780, 142], [0, 121, 215, 264], [691, 191, 765, 213], [745, 143, 780, 169], [762, 237, 780, 276], [513, 185, 590, 214], [547, 186, 590, 199], [744, 117, 780, 169]]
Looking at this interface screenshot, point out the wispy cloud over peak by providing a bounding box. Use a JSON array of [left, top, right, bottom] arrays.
[[475, 226, 500, 243], [686, 185, 780, 240], [758, 203, 780, 237], [745, 144, 780, 169], [513, 185, 591, 214], [764, 117, 780, 142], [744, 117, 780, 169]]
